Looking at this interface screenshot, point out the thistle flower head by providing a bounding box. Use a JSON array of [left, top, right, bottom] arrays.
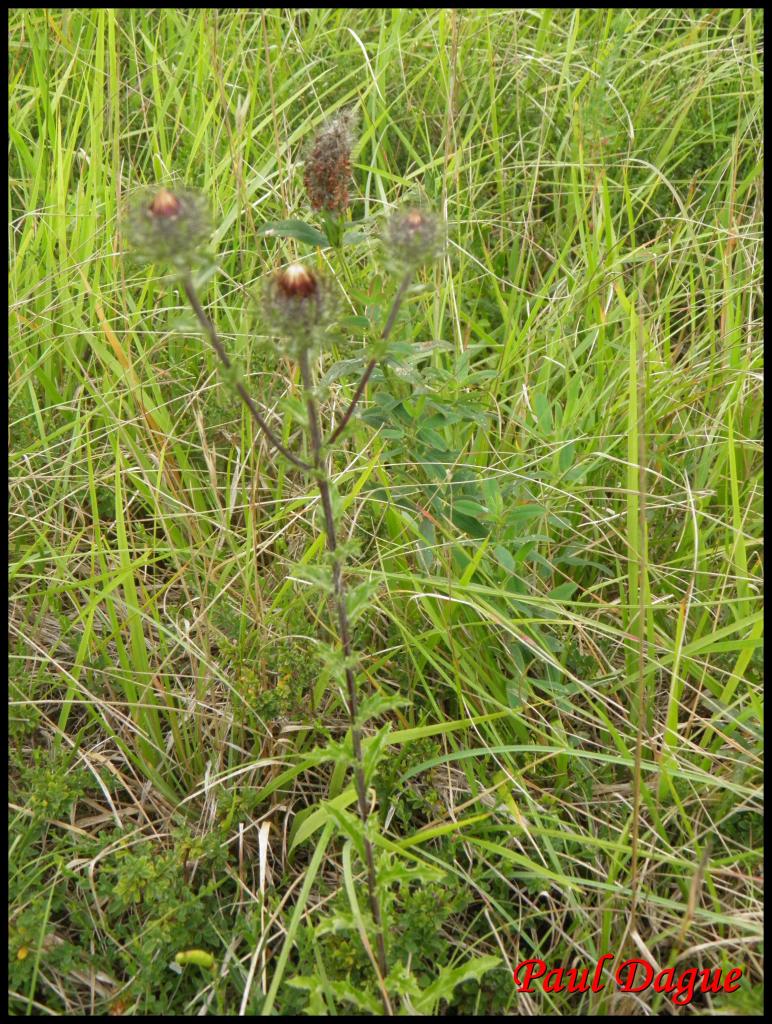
[[303, 109, 358, 216], [261, 263, 339, 358], [383, 207, 444, 271], [124, 186, 210, 268]]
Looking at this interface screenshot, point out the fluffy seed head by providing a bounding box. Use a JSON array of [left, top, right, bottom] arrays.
[[303, 110, 358, 215], [125, 186, 210, 268]]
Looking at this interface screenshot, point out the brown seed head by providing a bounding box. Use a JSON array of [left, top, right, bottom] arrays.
[[303, 110, 358, 215]]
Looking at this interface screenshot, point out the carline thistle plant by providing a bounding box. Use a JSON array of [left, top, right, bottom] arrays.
[[125, 186, 211, 269], [124, 150, 443, 1008], [384, 206, 444, 272], [261, 262, 340, 359]]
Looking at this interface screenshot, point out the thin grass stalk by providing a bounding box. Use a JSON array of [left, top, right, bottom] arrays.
[[630, 298, 649, 929]]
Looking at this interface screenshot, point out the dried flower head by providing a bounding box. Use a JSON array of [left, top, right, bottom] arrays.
[[125, 186, 210, 268], [384, 207, 443, 271], [262, 263, 339, 357], [303, 109, 358, 216]]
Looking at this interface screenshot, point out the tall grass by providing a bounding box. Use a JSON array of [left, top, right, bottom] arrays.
[[9, 8, 763, 1015]]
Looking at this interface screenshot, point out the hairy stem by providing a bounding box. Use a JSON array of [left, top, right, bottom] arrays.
[[183, 277, 310, 472], [327, 270, 413, 445], [298, 348, 390, 994]]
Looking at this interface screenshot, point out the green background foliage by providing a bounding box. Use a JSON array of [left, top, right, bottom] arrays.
[[9, 8, 763, 1015]]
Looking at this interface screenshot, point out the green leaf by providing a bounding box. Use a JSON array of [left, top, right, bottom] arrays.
[[362, 724, 393, 785], [493, 544, 515, 573], [453, 498, 489, 517], [417, 514, 436, 571], [258, 219, 329, 247], [414, 955, 502, 1013], [338, 314, 371, 331], [287, 977, 381, 1015], [533, 391, 554, 433], [322, 357, 368, 385], [481, 478, 504, 516], [417, 426, 448, 449], [342, 229, 368, 246], [558, 440, 575, 472], [346, 579, 380, 625], [506, 504, 543, 526], [324, 801, 366, 860], [289, 562, 334, 593], [288, 786, 358, 854], [357, 692, 410, 724]]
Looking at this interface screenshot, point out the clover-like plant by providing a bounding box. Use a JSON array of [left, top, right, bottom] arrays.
[[124, 116, 442, 1004]]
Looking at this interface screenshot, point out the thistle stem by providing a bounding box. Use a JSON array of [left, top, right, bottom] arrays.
[[327, 270, 413, 446], [298, 348, 390, 998], [184, 272, 392, 1006], [182, 277, 310, 472]]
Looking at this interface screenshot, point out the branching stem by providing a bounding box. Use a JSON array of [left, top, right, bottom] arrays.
[[184, 273, 391, 1008], [183, 277, 310, 472]]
